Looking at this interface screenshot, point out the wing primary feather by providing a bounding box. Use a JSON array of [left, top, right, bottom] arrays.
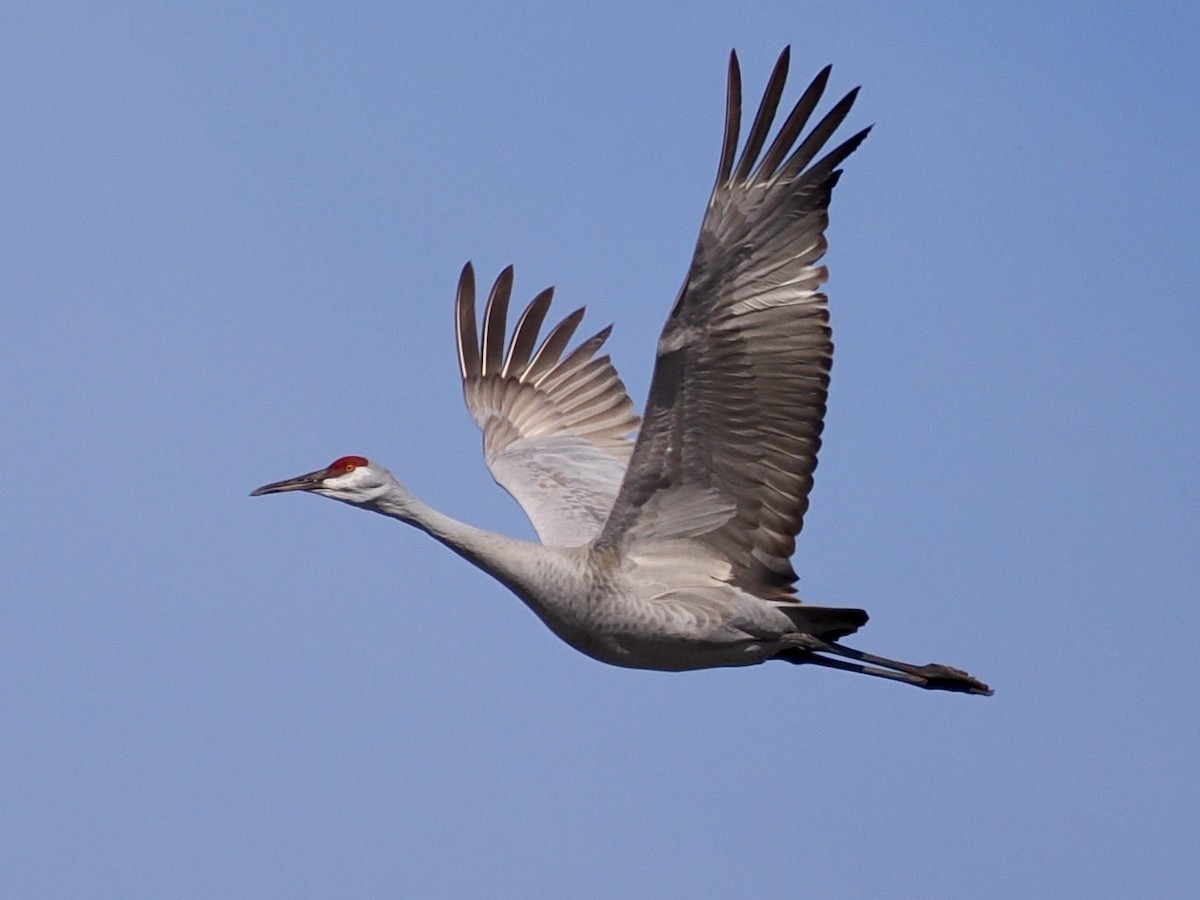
[[525, 307, 586, 383], [481, 266, 514, 377], [542, 355, 614, 403], [779, 87, 861, 181], [714, 50, 743, 189], [733, 46, 790, 182], [755, 64, 831, 180], [534, 326, 614, 392], [503, 287, 554, 377], [803, 125, 873, 183], [454, 262, 480, 380]]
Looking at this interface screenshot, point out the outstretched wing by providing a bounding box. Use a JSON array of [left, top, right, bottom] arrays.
[[599, 47, 870, 596], [456, 263, 640, 546]]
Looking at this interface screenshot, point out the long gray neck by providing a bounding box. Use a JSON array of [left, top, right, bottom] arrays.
[[364, 486, 554, 597]]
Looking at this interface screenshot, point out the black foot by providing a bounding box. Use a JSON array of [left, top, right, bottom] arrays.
[[916, 663, 993, 696]]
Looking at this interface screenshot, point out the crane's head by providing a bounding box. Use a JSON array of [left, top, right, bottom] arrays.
[[250, 455, 392, 504]]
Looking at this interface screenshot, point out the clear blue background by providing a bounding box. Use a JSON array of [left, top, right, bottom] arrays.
[[4, 3, 1197, 897]]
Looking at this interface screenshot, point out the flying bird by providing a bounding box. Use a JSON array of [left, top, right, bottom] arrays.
[[253, 48, 992, 695]]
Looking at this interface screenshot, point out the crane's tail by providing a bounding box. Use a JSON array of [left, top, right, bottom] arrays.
[[779, 604, 869, 641]]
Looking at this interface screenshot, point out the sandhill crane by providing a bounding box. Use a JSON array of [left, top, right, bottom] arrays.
[[252, 48, 992, 695]]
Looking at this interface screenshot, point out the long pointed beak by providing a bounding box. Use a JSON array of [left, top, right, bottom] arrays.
[[250, 468, 329, 496]]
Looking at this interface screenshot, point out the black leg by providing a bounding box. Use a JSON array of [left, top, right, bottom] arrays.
[[777, 639, 993, 695]]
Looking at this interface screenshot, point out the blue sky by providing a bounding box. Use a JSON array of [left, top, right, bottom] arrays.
[[3, 2, 1198, 897]]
